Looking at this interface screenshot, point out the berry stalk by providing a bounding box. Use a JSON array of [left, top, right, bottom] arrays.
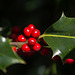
[[10, 42, 27, 46]]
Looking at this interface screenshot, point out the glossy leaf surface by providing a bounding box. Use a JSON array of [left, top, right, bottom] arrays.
[[43, 13, 75, 61], [0, 36, 25, 72]]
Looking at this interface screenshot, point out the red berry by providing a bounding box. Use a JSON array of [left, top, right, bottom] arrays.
[[18, 35, 26, 42], [33, 43, 41, 51], [17, 48, 22, 52], [16, 48, 24, 55], [24, 27, 32, 37], [17, 48, 22, 54], [22, 44, 30, 52], [12, 26, 21, 34], [32, 29, 40, 38], [28, 24, 35, 32], [64, 58, 74, 64], [26, 50, 36, 57], [53, 55, 59, 62], [39, 38, 48, 45], [28, 38, 36, 45], [40, 48, 49, 56], [12, 46, 16, 52], [15, 38, 19, 42], [10, 33, 17, 40]]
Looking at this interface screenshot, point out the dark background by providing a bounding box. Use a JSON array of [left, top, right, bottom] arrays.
[[0, 0, 75, 33]]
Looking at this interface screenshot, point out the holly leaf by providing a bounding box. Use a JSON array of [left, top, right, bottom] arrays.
[[0, 36, 26, 72], [41, 12, 75, 62]]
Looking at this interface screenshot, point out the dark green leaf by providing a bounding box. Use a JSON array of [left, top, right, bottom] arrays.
[[43, 12, 75, 62], [0, 36, 25, 72]]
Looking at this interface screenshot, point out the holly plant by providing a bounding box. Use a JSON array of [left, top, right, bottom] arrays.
[[0, 12, 75, 75]]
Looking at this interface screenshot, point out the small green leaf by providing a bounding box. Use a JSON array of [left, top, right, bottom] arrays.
[[0, 36, 26, 72], [43, 12, 75, 62]]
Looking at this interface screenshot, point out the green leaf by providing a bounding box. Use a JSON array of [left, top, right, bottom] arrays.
[[0, 36, 25, 72], [42, 12, 75, 62]]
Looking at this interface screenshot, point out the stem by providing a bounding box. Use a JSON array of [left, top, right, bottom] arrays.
[[38, 34, 44, 39], [10, 42, 27, 46]]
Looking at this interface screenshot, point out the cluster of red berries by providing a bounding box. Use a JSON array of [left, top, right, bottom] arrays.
[[11, 25, 75, 64], [9, 24, 75, 64], [11, 24, 50, 57], [18, 24, 41, 52]]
